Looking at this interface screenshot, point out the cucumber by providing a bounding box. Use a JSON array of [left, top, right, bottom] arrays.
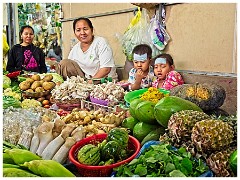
[[141, 127, 165, 146]]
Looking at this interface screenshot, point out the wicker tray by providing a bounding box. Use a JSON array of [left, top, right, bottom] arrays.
[[22, 90, 51, 98]]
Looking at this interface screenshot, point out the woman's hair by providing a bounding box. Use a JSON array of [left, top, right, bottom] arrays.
[[132, 44, 152, 59], [73, 17, 93, 32], [19, 25, 34, 36], [153, 53, 174, 66]]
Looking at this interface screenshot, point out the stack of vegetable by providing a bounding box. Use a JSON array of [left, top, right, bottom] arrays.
[[3, 141, 75, 177], [90, 82, 125, 106], [114, 142, 210, 177], [51, 76, 95, 103], [77, 128, 131, 166]]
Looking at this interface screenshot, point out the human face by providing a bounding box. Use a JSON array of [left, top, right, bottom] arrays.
[[21, 28, 34, 45], [133, 59, 151, 73], [154, 63, 173, 80], [74, 20, 93, 44]]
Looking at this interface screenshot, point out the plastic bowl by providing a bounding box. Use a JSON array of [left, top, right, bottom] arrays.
[[68, 133, 140, 177], [124, 88, 170, 106]]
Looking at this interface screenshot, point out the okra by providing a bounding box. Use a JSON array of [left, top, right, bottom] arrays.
[[23, 160, 75, 177]]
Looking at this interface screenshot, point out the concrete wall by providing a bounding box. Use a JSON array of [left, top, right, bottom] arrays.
[[60, 3, 237, 74]]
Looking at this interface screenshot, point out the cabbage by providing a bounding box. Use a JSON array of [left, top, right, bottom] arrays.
[[3, 75, 11, 89]]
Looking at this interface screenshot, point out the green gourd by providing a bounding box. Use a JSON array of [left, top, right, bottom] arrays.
[[154, 96, 202, 128]]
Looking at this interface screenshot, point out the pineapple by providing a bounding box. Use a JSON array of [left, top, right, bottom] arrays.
[[191, 119, 234, 153], [206, 148, 236, 177], [168, 110, 209, 142]]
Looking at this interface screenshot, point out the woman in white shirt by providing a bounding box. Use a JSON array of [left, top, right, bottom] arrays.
[[56, 17, 118, 81]]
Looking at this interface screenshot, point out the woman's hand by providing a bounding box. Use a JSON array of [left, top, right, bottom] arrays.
[[92, 67, 111, 79]]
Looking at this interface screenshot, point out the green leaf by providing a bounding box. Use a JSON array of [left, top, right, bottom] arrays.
[[124, 166, 134, 176], [134, 164, 147, 176], [165, 162, 176, 174], [128, 158, 138, 165], [169, 170, 186, 177], [181, 157, 193, 173]]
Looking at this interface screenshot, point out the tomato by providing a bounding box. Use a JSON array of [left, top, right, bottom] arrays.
[[42, 100, 50, 106], [44, 104, 50, 108]]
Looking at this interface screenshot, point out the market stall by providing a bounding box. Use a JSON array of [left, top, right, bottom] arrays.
[[2, 70, 237, 177], [2, 3, 237, 178]]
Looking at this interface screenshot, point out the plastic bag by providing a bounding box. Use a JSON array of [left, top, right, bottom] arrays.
[[125, 7, 142, 32], [117, 8, 161, 61], [148, 15, 170, 51], [3, 32, 9, 56]]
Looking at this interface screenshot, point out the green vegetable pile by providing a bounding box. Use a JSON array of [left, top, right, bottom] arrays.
[[114, 143, 209, 177], [3, 96, 22, 109]]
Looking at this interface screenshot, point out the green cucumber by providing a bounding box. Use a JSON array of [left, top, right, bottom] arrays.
[[141, 127, 165, 146]]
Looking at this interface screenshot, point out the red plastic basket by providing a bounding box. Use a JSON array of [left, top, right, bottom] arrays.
[[69, 133, 140, 177], [56, 103, 80, 111]]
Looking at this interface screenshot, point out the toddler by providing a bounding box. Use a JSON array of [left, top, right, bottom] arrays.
[[152, 54, 184, 90], [128, 44, 155, 90]]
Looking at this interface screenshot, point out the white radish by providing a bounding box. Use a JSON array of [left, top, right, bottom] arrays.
[[30, 127, 40, 154], [41, 134, 65, 160], [52, 137, 76, 164], [36, 121, 54, 156]]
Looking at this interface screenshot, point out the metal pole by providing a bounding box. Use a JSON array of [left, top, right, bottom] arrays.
[[7, 3, 17, 47]]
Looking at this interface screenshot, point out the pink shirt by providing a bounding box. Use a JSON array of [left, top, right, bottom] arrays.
[[152, 71, 184, 90]]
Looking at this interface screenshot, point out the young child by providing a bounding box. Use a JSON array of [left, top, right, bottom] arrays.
[[128, 44, 155, 90], [152, 53, 184, 90]]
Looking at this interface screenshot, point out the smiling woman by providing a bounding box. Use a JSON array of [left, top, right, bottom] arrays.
[[56, 17, 118, 82], [6, 25, 47, 73]]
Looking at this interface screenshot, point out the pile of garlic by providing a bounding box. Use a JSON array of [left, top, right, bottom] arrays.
[[51, 76, 95, 102], [90, 82, 125, 106]]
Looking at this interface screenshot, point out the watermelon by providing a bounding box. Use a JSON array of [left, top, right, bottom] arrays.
[[107, 128, 129, 149], [101, 141, 120, 161], [77, 144, 100, 165]]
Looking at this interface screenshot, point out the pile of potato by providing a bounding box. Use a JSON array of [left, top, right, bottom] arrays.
[[19, 74, 56, 93]]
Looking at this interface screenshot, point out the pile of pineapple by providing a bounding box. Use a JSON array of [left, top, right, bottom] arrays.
[[160, 110, 237, 177]]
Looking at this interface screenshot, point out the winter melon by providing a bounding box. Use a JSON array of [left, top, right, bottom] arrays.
[[135, 101, 157, 124], [133, 122, 159, 142], [129, 98, 144, 119], [154, 96, 202, 128]]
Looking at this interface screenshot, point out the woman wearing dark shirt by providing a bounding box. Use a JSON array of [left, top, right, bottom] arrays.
[[6, 25, 47, 73]]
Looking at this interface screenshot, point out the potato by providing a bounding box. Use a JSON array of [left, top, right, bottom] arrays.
[[31, 74, 40, 81], [42, 74, 53, 82], [31, 81, 42, 90], [35, 87, 45, 92], [19, 81, 31, 90], [26, 89, 34, 93], [39, 80, 44, 85], [42, 82, 55, 90], [25, 78, 35, 84]]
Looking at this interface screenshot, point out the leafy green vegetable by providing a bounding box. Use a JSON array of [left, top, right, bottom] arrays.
[[3, 75, 11, 89], [114, 143, 209, 177]]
